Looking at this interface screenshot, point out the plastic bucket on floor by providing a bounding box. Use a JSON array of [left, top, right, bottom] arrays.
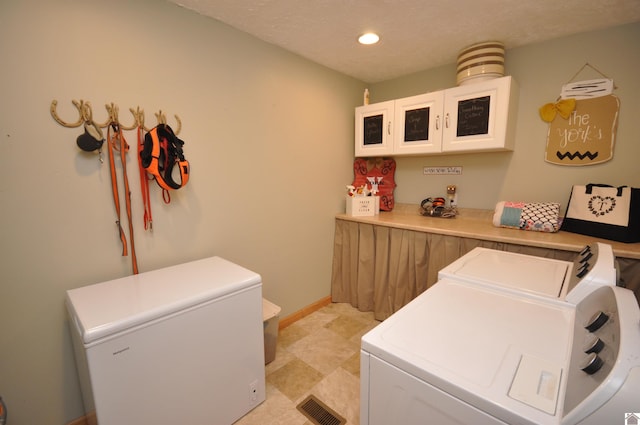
[[263, 298, 281, 364]]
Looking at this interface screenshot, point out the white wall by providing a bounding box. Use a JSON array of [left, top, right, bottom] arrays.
[[0, 0, 361, 423], [370, 23, 640, 210]]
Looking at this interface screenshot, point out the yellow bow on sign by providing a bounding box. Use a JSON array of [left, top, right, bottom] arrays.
[[539, 98, 576, 122]]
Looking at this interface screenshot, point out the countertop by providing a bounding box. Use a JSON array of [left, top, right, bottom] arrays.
[[336, 204, 640, 260]]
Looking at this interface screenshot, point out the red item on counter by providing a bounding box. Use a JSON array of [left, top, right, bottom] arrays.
[[352, 157, 396, 211]]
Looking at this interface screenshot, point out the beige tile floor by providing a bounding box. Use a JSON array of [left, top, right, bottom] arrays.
[[234, 302, 380, 425]]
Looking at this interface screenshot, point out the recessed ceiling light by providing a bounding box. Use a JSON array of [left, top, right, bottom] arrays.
[[358, 32, 380, 45]]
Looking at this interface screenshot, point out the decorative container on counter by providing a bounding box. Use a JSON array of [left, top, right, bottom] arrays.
[[346, 195, 380, 216]]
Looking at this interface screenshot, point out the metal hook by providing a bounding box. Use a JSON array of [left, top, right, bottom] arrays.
[[153, 110, 182, 134], [130, 106, 145, 129], [174, 114, 182, 135], [104, 103, 137, 130], [93, 103, 112, 128], [155, 110, 167, 125], [50, 99, 86, 128], [80, 101, 93, 123]]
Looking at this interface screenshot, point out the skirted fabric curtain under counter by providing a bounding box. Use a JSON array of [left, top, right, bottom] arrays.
[[331, 218, 640, 321]]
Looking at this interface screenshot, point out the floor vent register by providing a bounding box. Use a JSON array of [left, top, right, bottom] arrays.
[[296, 394, 346, 425]]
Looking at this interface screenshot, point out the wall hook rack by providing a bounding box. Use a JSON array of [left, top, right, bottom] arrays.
[[50, 99, 182, 134]]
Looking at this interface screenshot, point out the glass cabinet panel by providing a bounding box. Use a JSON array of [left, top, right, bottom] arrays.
[[355, 100, 394, 157], [442, 76, 516, 153], [394, 92, 443, 155]]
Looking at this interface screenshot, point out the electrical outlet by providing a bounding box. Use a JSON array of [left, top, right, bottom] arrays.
[[447, 185, 458, 207], [249, 380, 258, 403]]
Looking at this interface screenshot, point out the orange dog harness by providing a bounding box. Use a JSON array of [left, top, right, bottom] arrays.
[[140, 124, 190, 192]]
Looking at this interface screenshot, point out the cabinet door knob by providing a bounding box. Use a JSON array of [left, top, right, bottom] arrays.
[[436, 115, 440, 130], [388, 121, 391, 135], [445, 113, 450, 129]]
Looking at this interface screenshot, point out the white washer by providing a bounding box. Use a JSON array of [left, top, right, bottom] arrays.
[[66, 256, 266, 425], [437, 242, 619, 303], [361, 278, 640, 425]]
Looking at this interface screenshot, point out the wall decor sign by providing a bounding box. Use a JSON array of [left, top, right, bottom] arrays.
[[352, 157, 396, 211], [544, 93, 620, 165], [540, 64, 620, 166]]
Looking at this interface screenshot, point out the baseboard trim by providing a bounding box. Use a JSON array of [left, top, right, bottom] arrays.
[[67, 416, 88, 425], [68, 411, 96, 425], [278, 295, 332, 330]]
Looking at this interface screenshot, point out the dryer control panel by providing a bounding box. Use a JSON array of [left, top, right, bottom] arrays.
[[562, 285, 640, 424], [565, 243, 620, 304]]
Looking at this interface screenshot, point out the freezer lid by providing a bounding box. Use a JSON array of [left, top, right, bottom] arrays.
[[66, 256, 261, 344]]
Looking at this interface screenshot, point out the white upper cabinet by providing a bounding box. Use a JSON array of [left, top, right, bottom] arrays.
[[393, 92, 444, 155], [354, 100, 395, 157], [441, 76, 518, 153], [354, 76, 518, 157]]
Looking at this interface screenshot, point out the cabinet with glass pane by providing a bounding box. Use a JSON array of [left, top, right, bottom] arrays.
[[441, 76, 517, 153], [354, 76, 518, 157]]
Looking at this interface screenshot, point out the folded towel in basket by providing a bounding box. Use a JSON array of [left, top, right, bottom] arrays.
[[493, 201, 560, 232]]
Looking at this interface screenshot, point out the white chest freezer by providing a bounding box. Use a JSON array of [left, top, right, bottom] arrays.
[[66, 256, 266, 425]]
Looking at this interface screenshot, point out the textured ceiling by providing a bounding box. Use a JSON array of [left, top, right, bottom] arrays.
[[168, 0, 640, 83]]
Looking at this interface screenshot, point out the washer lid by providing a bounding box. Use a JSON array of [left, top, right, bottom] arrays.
[[66, 256, 261, 344], [438, 248, 571, 298]]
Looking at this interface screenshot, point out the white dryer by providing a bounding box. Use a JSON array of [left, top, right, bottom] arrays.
[[66, 256, 266, 425], [437, 242, 619, 303]]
